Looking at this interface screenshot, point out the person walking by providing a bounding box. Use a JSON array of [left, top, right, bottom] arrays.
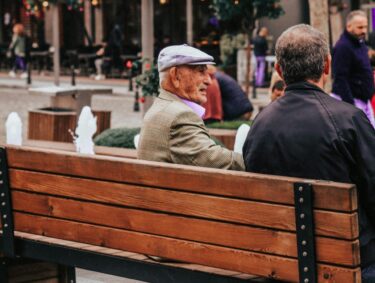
[[8, 23, 28, 79], [332, 10, 375, 127], [253, 27, 269, 87]]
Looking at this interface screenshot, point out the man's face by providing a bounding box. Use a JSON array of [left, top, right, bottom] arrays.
[[347, 16, 368, 40], [271, 88, 285, 101], [175, 65, 212, 105]]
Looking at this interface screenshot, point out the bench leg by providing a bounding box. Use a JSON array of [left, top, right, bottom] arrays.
[[0, 259, 9, 283], [58, 265, 76, 283]]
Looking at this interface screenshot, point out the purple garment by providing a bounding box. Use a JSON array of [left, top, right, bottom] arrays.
[[181, 98, 206, 118], [255, 56, 266, 87], [332, 30, 374, 104], [331, 93, 375, 128], [14, 56, 26, 72]]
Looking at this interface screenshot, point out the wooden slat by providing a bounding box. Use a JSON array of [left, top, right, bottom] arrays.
[[10, 170, 358, 240], [12, 232, 257, 281], [13, 213, 361, 283], [24, 140, 137, 159], [5, 146, 357, 212], [12, 190, 359, 266]]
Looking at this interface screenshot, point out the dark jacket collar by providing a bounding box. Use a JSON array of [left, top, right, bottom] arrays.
[[343, 29, 364, 46], [285, 81, 326, 94]]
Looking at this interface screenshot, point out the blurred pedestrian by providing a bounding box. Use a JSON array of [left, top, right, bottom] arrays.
[[332, 10, 375, 127], [216, 71, 253, 120], [270, 80, 285, 101], [202, 65, 223, 123], [253, 27, 269, 87], [8, 23, 28, 79]]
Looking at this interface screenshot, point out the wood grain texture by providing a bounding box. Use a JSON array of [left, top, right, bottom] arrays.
[[12, 190, 360, 266], [6, 146, 357, 212], [24, 140, 137, 159], [28, 110, 76, 142], [10, 170, 358, 239], [13, 213, 361, 283]]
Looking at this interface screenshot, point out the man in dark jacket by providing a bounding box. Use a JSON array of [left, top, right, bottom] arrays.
[[243, 24, 375, 281], [215, 71, 253, 120], [332, 10, 375, 127]]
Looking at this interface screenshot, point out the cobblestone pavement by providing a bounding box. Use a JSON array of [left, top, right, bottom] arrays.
[[0, 87, 143, 144]]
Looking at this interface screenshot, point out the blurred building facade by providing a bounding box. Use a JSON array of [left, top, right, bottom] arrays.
[[0, 0, 370, 58]]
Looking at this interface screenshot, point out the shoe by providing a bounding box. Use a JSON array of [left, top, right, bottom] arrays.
[[8, 71, 16, 78], [95, 74, 105, 80], [20, 72, 28, 79]]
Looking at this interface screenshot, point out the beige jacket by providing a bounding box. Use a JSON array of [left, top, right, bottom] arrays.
[[138, 89, 245, 171]]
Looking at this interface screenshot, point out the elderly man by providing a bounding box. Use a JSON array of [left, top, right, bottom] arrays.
[[138, 44, 244, 171], [332, 10, 375, 127], [242, 24, 375, 281]]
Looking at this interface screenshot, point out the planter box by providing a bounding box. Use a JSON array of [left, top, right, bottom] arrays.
[[28, 108, 111, 143]]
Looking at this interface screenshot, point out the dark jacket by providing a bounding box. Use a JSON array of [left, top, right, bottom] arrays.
[[215, 71, 253, 120], [243, 81, 375, 267], [252, 35, 268, 57], [332, 30, 374, 104]]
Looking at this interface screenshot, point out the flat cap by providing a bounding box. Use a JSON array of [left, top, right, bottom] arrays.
[[157, 44, 215, 72]]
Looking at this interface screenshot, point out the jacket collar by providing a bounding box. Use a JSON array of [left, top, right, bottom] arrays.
[[285, 81, 326, 94], [343, 29, 364, 46], [158, 88, 205, 118]]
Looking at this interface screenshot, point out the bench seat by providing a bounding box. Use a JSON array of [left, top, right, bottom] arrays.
[[0, 145, 361, 282]]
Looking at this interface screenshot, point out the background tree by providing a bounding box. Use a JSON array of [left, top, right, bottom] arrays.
[[211, 0, 284, 93]]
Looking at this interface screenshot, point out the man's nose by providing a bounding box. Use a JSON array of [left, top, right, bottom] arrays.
[[204, 73, 212, 85]]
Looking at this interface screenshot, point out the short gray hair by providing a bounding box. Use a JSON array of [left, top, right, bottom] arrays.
[[159, 70, 168, 87], [275, 24, 329, 85], [346, 10, 366, 24]]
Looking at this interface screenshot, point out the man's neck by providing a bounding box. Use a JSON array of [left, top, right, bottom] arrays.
[[306, 79, 324, 90]]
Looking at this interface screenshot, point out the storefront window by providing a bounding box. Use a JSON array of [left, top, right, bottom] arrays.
[[102, 0, 141, 55]]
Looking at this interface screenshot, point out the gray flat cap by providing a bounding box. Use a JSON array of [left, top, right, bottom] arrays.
[[157, 44, 215, 72]]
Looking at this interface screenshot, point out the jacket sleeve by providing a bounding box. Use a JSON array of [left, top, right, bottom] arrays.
[[332, 45, 355, 104], [169, 111, 245, 171], [351, 112, 375, 227]]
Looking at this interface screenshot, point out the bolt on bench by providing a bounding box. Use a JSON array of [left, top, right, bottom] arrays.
[[0, 145, 361, 282]]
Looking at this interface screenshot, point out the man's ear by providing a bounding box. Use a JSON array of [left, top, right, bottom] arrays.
[[275, 62, 284, 80], [169, 67, 180, 88], [324, 55, 331, 75]]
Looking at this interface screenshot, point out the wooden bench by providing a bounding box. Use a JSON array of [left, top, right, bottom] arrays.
[[0, 145, 361, 282]]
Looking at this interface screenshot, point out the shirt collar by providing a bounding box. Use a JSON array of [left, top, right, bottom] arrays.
[[159, 88, 206, 118], [180, 98, 206, 118]]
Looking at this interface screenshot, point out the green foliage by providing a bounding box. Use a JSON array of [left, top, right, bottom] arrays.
[[94, 127, 225, 149], [134, 59, 160, 97], [206, 120, 252, 130], [220, 33, 247, 65], [94, 127, 141, 149], [211, 0, 284, 32]]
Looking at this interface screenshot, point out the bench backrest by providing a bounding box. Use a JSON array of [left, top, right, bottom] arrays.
[[1, 146, 360, 282]]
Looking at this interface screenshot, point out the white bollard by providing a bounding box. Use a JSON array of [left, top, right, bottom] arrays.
[[5, 112, 22, 146], [74, 106, 97, 155], [234, 124, 251, 154]]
